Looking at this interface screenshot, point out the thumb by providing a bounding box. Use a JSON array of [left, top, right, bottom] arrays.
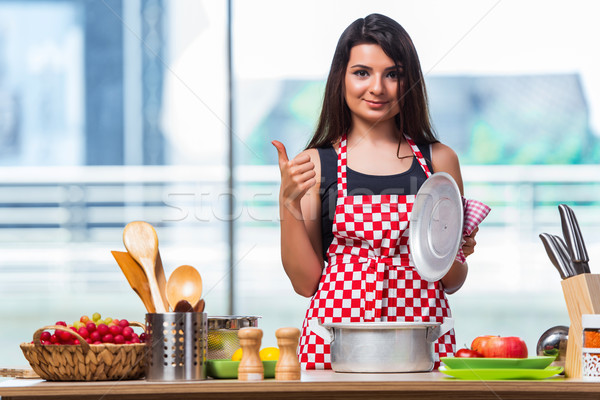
[[271, 140, 289, 166]]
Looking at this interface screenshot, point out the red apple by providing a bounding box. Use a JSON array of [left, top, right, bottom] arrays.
[[481, 336, 528, 358]]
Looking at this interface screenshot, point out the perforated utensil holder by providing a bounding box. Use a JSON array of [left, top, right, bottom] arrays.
[[145, 312, 207, 381], [561, 273, 600, 378]]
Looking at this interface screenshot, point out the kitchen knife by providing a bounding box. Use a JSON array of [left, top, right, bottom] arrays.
[[567, 205, 591, 273], [558, 204, 578, 260], [539, 233, 569, 279], [551, 234, 579, 276], [558, 204, 590, 274]]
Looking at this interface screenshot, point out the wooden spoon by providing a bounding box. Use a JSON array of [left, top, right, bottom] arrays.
[[111, 251, 156, 313], [154, 250, 169, 312], [194, 298, 205, 313], [166, 265, 203, 312], [174, 299, 194, 312], [123, 221, 167, 313]]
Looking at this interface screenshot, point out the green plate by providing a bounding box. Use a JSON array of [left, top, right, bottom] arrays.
[[206, 359, 277, 379], [439, 366, 563, 380], [440, 356, 555, 370]]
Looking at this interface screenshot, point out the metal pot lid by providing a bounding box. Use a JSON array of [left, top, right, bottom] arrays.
[[409, 172, 463, 282], [322, 321, 440, 330]]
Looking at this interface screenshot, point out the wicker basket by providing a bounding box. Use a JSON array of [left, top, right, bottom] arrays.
[[20, 322, 147, 381]]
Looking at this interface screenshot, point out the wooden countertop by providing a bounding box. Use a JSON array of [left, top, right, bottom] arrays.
[[1, 370, 599, 400]]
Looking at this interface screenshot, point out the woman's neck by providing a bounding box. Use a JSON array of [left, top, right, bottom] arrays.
[[347, 118, 400, 146]]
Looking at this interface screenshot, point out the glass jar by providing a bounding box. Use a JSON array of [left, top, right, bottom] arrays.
[[582, 314, 600, 380]]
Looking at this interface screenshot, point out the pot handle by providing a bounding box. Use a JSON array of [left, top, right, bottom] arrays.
[[426, 317, 454, 343], [307, 318, 333, 344]]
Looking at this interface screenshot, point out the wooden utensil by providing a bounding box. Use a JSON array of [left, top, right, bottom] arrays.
[[166, 265, 203, 312], [122, 221, 167, 313], [174, 299, 194, 312], [111, 251, 156, 313], [194, 298, 205, 313], [155, 250, 170, 311]]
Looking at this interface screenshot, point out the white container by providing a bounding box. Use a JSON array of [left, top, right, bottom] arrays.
[[581, 314, 600, 381]]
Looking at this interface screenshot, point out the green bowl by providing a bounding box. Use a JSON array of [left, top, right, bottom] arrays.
[[206, 359, 277, 379]]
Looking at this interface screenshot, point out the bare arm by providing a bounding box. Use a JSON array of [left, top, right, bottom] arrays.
[[272, 141, 325, 297], [431, 142, 470, 294]]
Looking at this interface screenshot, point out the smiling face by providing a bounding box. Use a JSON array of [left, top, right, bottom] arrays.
[[344, 43, 404, 128]]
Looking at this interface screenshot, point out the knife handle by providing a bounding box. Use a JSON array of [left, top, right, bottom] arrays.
[[558, 204, 578, 260], [567, 206, 589, 262]]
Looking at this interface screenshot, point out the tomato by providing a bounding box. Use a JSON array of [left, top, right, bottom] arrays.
[[481, 336, 528, 358], [455, 348, 484, 358], [471, 335, 496, 354]]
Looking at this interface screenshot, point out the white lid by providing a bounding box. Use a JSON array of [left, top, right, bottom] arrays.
[[409, 172, 463, 282], [582, 314, 600, 328]]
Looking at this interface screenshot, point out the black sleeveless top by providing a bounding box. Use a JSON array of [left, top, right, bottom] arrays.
[[317, 144, 434, 259]]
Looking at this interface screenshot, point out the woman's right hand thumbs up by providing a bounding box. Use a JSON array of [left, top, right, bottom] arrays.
[[272, 140, 317, 212]]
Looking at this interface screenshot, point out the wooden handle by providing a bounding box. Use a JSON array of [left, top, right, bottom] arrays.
[[275, 327, 301, 380], [238, 328, 263, 381]]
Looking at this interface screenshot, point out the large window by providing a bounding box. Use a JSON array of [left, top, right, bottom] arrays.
[[1, 0, 600, 366]]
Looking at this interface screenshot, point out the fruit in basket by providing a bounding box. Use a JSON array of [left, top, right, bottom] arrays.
[[36, 314, 142, 345], [21, 315, 147, 381], [109, 325, 123, 336], [471, 335, 528, 358], [97, 324, 109, 336]]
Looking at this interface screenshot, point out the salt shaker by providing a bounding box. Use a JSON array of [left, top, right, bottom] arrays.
[[275, 327, 301, 380], [582, 314, 600, 381], [238, 327, 264, 381]]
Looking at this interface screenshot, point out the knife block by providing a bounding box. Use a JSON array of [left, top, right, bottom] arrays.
[[560, 273, 600, 378]]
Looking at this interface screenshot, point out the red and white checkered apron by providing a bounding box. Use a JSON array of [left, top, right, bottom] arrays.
[[298, 134, 456, 370]]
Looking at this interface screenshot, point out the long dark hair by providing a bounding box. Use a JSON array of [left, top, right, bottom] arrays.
[[306, 13, 437, 149]]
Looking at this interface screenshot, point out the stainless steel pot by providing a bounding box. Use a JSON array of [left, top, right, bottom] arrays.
[[309, 318, 454, 373]]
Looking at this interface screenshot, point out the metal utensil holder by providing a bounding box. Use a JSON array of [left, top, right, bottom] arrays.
[[561, 273, 600, 378], [145, 312, 207, 381]]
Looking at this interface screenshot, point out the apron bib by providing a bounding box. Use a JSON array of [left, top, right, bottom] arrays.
[[298, 134, 456, 370]]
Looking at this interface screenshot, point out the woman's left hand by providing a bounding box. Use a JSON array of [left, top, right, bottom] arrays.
[[462, 227, 478, 258]]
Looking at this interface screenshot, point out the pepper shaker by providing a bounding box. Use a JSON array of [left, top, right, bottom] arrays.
[[275, 327, 301, 380], [238, 328, 264, 381]]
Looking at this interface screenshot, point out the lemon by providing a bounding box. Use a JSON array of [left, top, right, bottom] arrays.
[[259, 347, 280, 361], [231, 348, 243, 361]]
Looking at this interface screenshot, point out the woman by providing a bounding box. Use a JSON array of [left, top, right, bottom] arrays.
[[272, 13, 479, 370]]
